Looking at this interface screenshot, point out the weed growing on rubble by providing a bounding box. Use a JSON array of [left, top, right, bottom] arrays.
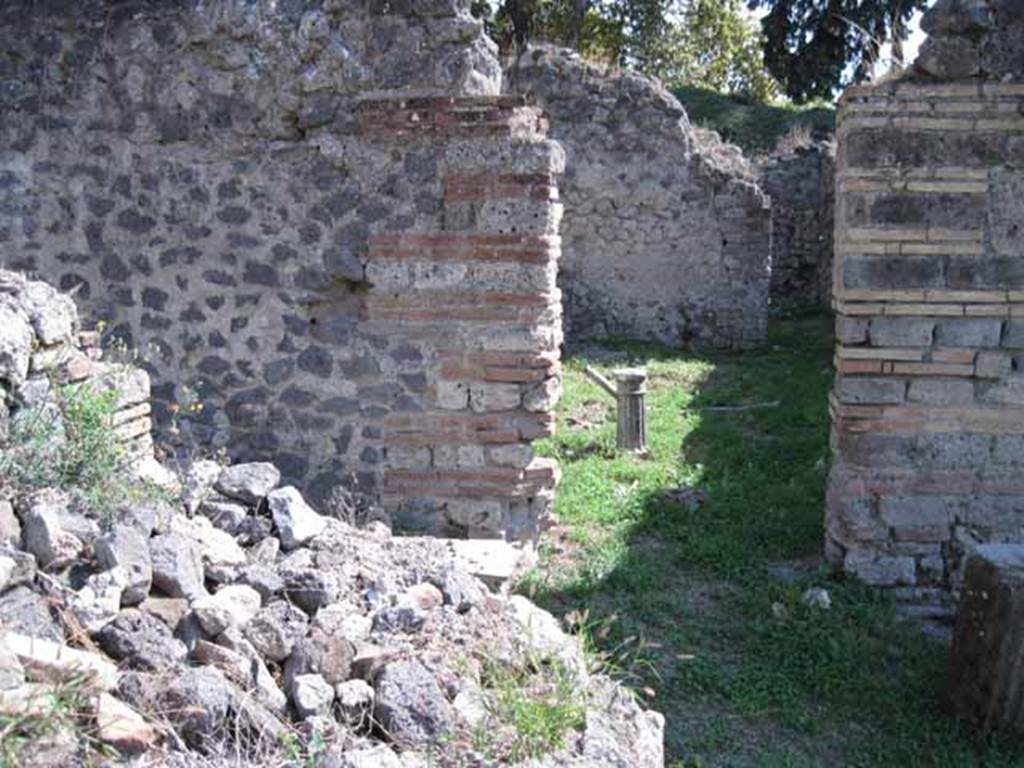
[[0, 672, 110, 768], [0, 374, 164, 525], [477, 657, 588, 763]]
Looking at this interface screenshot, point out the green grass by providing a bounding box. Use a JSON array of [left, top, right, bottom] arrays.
[[673, 84, 835, 155], [521, 315, 1024, 767]]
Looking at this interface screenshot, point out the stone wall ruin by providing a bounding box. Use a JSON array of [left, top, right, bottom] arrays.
[[759, 140, 835, 307], [0, 0, 563, 540], [827, 0, 1024, 618], [509, 46, 771, 350]]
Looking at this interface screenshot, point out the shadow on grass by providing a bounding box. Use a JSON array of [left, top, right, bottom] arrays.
[[524, 314, 1023, 768]]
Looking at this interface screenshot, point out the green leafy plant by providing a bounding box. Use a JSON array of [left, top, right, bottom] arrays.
[[0, 371, 165, 525], [279, 726, 327, 768]]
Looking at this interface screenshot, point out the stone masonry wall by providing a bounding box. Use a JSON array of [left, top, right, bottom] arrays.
[[509, 46, 771, 350], [760, 142, 835, 307], [0, 1, 564, 540], [0, 270, 153, 465], [827, 0, 1024, 618]]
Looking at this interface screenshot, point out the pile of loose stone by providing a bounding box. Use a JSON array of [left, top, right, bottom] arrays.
[[0, 458, 664, 767]]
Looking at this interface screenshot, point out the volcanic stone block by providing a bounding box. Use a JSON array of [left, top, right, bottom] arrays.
[[948, 544, 1024, 735]]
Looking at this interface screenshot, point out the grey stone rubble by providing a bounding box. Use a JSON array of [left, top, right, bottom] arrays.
[[0, 271, 664, 765], [0, 456, 664, 765]]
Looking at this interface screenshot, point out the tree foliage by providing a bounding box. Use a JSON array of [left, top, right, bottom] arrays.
[[645, 0, 778, 102], [749, 0, 928, 103], [479, 0, 928, 105], [482, 0, 778, 101]]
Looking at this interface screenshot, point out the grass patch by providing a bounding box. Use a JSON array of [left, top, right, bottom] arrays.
[[0, 673, 110, 767], [478, 657, 587, 763], [522, 315, 1024, 767], [673, 84, 835, 156]]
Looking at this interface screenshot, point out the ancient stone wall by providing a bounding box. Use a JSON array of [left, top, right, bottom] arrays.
[[759, 142, 835, 307], [827, 0, 1024, 618], [0, 270, 153, 464], [509, 46, 770, 350], [0, 1, 563, 540]]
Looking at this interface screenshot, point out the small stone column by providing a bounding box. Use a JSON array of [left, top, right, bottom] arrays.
[[613, 368, 647, 454], [948, 544, 1024, 735]]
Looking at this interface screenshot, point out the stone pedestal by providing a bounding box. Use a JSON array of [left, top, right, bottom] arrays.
[[613, 368, 647, 455], [948, 543, 1024, 735]]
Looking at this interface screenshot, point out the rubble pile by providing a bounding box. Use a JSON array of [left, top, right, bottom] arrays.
[[0, 272, 665, 767]]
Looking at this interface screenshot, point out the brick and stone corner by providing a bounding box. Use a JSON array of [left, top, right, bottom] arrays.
[[827, 0, 1024, 618]]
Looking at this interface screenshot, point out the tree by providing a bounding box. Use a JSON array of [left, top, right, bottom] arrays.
[[480, 0, 777, 102], [644, 0, 778, 101], [749, 0, 928, 103]]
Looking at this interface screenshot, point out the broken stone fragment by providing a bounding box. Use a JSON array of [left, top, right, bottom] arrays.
[[324, 744, 404, 768], [95, 608, 188, 671], [282, 566, 339, 615], [198, 495, 249, 533], [192, 584, 262, 635], [431, 564, 487, 614], [0, 585, 61, 641], [117, 500, 172, 536], [0, 641, 24, 690], [335, 678, 375, 726], [240, 562, 284, 600], [138, 596, 190, 630], [2, 630, 120, 690], [506, 594, 586, 677], [0, 556, 15, 593], [244, 599, 309, 662], [0, 298, 33, 387], [148, 666, 232, 749], [373, 658, 457, 750], [251, 535, 280, 565], [94, 525, 152, 606], [192, 638, 256, 688], [0, 682, 57, 718], [182, 459, 223, 514], [582, 677, 666, 767], [0, 545, 35, 589], [268, 485, 327, 550], [350, 643, 399, 682], [149, 532, 206, 600], [291, 672, 335, 719], [372, 595, 428, 635], [215, 462, 281, 505], [169, 513, 247, 575], [405, 582, 444, 612], [0, 499, 21, 544], [94, 692, 158, 754], [68, 566, 128, 634], [19, 279, 76, 347], [20, 489, 88, 570], [285, 628, 356, 690], [452, 687, 487, 728]]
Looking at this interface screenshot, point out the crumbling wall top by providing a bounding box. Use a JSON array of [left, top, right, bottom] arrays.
[[912, 0, 1024, 81]]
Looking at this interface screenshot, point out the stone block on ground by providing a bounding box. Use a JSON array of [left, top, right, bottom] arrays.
[[215, 462, 281, 505], [268, 486, 327, 550], [948, 544, 1024, 735]]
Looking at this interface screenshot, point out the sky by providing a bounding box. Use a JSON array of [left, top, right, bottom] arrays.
[[873, 8, 929, 77]]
